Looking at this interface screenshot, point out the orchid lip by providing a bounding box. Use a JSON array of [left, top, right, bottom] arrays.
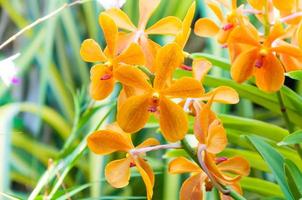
[[254, 55, 265, 68], [180, 64, 192, 71], [148, 106, 157, 112], [222, 23, 234, 31], [100, 74, 112, 80], [215, 157, 228, 164]]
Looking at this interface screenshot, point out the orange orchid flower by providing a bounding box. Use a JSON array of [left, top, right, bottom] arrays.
[[87, 123, 160, 200], [194, 0, 249, 44], [168, 155, 250, 200], [193, 102, 228, 155], [248, 0, 298, 19], [80, 13, 145, 100], [104, 0, 182, 71], [114, 43, 205, 142], [228, 23, 302, 92]]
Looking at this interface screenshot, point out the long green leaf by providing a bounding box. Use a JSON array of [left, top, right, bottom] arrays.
[[286, 70, 302, 80], [284, 159, 302, 197], [241, 176, 283, 197], [278, 130, 302, 146], [247, 135, 294, 200]]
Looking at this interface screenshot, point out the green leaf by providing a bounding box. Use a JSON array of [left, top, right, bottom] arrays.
[[241, 176, 283, 197], [219, 114, 288, 142], [286, 70, 302, 80], [247, 135, 294, 200], [278, 130, 302, 146], [284, 159, 302, 198], [190, 53, 230, 70]]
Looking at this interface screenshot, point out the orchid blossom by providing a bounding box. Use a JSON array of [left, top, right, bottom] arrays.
[[80, 13, 145, 100]]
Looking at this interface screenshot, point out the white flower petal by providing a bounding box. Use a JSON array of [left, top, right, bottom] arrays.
[[0, 53, 20, 86]]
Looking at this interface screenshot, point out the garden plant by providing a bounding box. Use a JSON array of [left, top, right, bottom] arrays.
[[1, 0, 302, 200]]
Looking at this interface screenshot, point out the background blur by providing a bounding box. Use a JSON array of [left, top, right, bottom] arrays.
[[0, 0, 299, 199]]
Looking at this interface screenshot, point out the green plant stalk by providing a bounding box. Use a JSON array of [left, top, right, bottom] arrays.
[[277, 91, 302, 160], [180, 139, 247, 200], [263, 0, 270, 37]]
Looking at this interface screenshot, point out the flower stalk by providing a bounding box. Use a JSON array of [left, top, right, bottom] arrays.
[[130, 143, 181, 156], [181, 138, 247, 200], [277, 91, 302, 160]]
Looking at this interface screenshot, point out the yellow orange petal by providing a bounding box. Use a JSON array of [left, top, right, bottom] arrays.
[[90, 64, 115, 100], [205, 153, 241, 185], [231, 48, 258, 83], [247, 0, 265, 10], [272, 0, 295, 12], [105, 8, 136, 31], [192, 59, 212, 82], [206, 120, 227, 154], [99, 13, 118, 57], [194, 18, 219, 37], [254, 54, 285, 92], [105, 158, 131, 188], [138, 0, 161, 29], [117, 32, 136, 54], [272, 42, 302, 57], [114, 65, 152, 90], [206, 0, 224, 22], [218, 156, 250, 176], [159, 96, 188, 142], [280, 54, 302, 71], [146, 16, 182, 35], [116, 43, 146, 66], [135, 157, 155, 200], [136, 138, 160, 149], [87, 129, 133, 155], [228, 26, 260, 47], [161, 77, 204, 98], [195, 103, 217, 143], [199, 86, 239, 104], [175, 2, 196, 48], [80, 39, 107, 62], [168, 157, 201, 174], [139, 36, 160, 71], [265, 23, 285, 45], [154, 43, 184, 90], [180, 174, 205, 200], [117, 94, 151, 133], [297, 22, 302, 49]]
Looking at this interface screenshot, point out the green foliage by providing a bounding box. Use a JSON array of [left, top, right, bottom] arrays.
[[1, 0, 302, 200]]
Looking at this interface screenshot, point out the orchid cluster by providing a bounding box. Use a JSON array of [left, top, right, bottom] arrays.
[[80, 0, 302, 199]]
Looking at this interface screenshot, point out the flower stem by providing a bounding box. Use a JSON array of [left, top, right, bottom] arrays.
[[263, 0, 270, 37], [130, 143, 181, 155], [276, 90, 302, 160], [180, 138, 247, 200]]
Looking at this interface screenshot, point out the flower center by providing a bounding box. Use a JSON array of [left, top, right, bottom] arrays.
[[148, 93, 160, 113], [134, 30, 145, 42], [259, 48, 269, 56], [215, 157, 228, 164], [222, 23, 234, 31], [100, 73, 112, 80]]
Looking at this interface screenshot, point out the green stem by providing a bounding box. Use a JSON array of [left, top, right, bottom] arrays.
[[138, 66, 155, 84], [180, 139, 247, 200], [277, 91, 302, 160], [263, 0, 270, 37]]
